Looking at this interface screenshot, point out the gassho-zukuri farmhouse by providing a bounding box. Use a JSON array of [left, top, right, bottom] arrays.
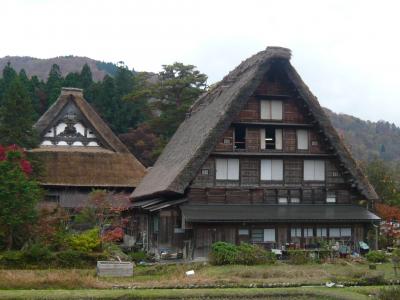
[[32, 47, 380, 259]]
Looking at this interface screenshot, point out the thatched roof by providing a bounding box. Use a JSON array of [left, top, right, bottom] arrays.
[[132, 47, 378, 201], [35, 88, 129, 153], [32, 88, 146, 187]]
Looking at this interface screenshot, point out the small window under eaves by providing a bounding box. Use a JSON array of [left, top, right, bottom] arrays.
[[234, 125, 246, 150]]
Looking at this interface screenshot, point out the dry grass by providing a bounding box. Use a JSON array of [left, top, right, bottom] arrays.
[[0, 262, 396, 290], [0, 269, 110, 289]]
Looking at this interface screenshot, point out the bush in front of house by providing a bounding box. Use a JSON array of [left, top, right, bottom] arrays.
[[0, 251, 26, 268], [287, 249, 334, 264], [55, 250, 107, 268], [209, 242, 275, 265], [23, 243, 53, 265], [366, 250, 388, 263], [209, 242, 239, 265], [68, 228, 101, 252], [129, 250, 150, 263], [287, 250, 311, 265], [236, 243, 276, 265]]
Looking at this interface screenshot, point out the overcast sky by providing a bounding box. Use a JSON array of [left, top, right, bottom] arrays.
[[2, 0, 400, 125]]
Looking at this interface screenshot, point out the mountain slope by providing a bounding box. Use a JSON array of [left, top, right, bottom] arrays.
[[325, 108, 400, 162], [0, 56, 118, 81]]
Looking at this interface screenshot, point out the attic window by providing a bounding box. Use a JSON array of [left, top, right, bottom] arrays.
[[234, 125, 246, 150], [260, 100, 283, 120], [201, 169, 209, 175], [260, 128, 282, 150]]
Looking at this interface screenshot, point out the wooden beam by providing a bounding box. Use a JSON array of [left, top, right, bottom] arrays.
[[211, 152, 334, 157], [232, 121, 313, 128]]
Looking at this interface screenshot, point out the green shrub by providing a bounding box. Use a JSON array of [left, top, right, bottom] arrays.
[[236, 243, 275, 265], [55, 250, 89, 268], [0, 251, 25, 268], [103, 243, 129, 261], [366, 250, 387, 263], [378, 286, 400, 300], [68, 228, 101, 252], [23, 244, 53, 264], [209, 242, 239, 265], [209, 242, 275, 265], [55, 250, 107, 268], [129, 251, 149, 263], [287, 250, 311, 265]]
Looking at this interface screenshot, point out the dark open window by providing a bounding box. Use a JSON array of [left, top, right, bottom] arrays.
[[265, 127, 276, 149], [234, 125, 246, 150]]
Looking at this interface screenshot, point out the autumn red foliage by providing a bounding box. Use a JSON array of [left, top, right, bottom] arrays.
[[376, 203, 400, 222], [376, 203, 400, 240], [0, 144, 33, 175], [102, 227, 124, 242]]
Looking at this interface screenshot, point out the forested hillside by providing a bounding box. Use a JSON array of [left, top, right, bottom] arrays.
[[325, 108, 400, 162], [0, 56, 118, 81]]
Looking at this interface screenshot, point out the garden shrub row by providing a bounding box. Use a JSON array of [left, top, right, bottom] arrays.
[[287, 249, 332, 264], [366, 250, 388, 263], [0, 247, 107, 268], [209, 242, 276, 265]]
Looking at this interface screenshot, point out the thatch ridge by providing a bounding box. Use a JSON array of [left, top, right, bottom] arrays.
[[131, 47, 378, 201]]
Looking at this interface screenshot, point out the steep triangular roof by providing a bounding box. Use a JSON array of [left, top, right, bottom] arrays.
[[34, 87, 129, 153], [131, 47, 378, 201], [32, 87, 146, 187]]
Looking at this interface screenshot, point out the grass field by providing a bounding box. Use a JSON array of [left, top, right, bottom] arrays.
[[0, 286, 387, 300], [0, 261, 396, 289]]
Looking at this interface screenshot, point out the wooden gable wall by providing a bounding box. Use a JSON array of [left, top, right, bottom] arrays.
[[187, 65, 362, 206]]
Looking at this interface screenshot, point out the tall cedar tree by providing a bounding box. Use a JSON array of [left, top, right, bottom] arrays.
[[86, 67, 148, 133], [0, 78, 38, 148], [0, 62, 17, 105], [80, 63, 93, 90], [46, 64, 63, 105], [126, 63, 207, 140], [150, 63, 207, 138], [0, 146, 42, 249]]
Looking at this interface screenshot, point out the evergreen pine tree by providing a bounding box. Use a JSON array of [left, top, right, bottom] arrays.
[[80, 64, 93, 90], [0, 62, 18, 104], [45, 64, 63, 106], [0, 78, 38, 148], [64, 72, 81, 88]]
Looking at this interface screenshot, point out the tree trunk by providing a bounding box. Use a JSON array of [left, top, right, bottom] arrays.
[[6, 226, 13, 250]]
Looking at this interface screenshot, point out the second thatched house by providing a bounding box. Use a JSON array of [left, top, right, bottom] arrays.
[[31, 87, 146, 209], [130, 47, 380, 258]]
